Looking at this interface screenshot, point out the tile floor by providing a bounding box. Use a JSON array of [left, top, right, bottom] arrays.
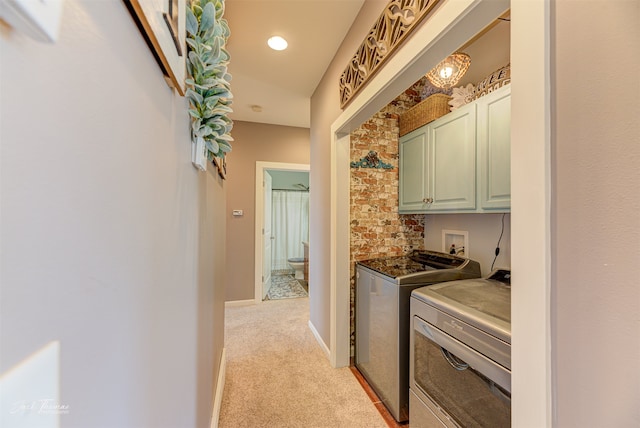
[[265, 273, 308, 300]]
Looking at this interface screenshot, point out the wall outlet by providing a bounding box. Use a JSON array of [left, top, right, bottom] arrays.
[[442, 229, 469, 257]]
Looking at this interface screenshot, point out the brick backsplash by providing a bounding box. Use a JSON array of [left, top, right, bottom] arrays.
[[349, 78, 429, 354]]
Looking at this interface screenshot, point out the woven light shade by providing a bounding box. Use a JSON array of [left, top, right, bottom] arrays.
[[426, 52, 471, 90]]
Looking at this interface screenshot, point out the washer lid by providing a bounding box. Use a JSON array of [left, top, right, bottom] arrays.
[[357, 254, 440, 278], [435, 278, 510, 323], [412, 272, 511, 342], [357, 250, 481, 284]]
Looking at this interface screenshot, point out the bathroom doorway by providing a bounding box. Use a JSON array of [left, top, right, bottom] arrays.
[[254, 162, 310, 303]]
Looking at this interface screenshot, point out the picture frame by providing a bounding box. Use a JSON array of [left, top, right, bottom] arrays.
[[124, 0, 186, 95]]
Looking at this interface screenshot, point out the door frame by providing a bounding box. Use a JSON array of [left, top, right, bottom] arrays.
[[328, 0, 551, 425], [254, 161, 311, 304], [261, 169, 273, 300]]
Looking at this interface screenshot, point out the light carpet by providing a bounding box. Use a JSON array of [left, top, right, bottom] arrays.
[[219, 298, 387, 428]]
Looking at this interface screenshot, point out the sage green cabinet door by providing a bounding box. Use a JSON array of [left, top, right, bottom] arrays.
[[477, 85, 511, 210], [399, 128, 427, 212], [427, 103, 477, 211]]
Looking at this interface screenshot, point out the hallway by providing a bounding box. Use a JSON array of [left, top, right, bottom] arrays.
[[219, 298, 387, 428]]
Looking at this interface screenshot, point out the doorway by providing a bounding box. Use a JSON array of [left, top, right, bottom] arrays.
[[254, 161, 311, 303]]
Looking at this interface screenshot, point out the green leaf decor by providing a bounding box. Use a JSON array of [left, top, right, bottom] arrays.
[[186, 0, 233, 160]]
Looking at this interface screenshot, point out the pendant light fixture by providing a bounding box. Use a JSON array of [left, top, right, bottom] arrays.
[[426, 52, 471, 89]]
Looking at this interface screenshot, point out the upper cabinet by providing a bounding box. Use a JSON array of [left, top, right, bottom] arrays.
[[477, 86, 511, 210], [399, 102, 476, 213], [399, 127, 428, 212], [399, 85, 511, 214], [428, 103, 477, 211]]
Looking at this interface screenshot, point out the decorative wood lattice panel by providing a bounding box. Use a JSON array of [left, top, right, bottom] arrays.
[[339, 0, 441, 109]]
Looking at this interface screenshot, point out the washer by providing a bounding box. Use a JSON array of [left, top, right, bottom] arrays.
[[355, 250, 481, 422], [409, 269, 512, 427]]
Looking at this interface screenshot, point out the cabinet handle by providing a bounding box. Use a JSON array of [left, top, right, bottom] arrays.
[[423, 197, 433, 204]]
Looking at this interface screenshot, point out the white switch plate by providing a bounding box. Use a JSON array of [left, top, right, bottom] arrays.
[[0, 0, 65, 43], [442, 229, 469, 257], [232, 210, 243, 217]]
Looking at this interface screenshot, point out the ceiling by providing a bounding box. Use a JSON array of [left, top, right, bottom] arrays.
[[224, 0, 365, 129], [223, 1, 510, 130]]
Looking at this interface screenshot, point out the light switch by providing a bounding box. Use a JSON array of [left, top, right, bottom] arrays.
[[232, 210, 243, 217]]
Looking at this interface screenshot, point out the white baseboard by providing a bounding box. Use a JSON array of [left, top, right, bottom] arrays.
[[308, 320, 330, 359], [225, 299, 255, 307], [210, 347, 226, 428]]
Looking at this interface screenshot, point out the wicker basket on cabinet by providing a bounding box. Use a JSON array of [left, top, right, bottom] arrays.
[[399, 93, 452, 136]]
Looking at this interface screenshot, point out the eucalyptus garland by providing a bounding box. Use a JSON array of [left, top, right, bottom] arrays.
[[186, 0, 233, 159]]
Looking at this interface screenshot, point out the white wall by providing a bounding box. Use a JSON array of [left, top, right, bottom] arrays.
[[552, 1, 640, 426], [424, 213, 510, 276], [0, 1, 226, 427]]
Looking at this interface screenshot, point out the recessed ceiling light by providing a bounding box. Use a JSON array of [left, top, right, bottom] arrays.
[[267, 36, 288, 51]]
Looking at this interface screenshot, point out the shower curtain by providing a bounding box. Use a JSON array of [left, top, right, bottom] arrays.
[[271, 190, 309, 272]]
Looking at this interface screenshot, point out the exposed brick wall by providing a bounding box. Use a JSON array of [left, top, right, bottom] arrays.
[[349, 78, 429, 353]]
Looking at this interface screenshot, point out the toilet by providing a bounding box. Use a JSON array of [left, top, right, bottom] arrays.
[[288, 257, 305, 280]]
